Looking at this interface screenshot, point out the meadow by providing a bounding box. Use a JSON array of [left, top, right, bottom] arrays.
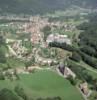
[[0, 70, 83, 100]]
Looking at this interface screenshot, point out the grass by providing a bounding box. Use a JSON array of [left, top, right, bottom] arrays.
[[7, 58, 25, 68], [0, 70, 83, 100], [56, 48, 71, 59], [0, 45, 8, 54]]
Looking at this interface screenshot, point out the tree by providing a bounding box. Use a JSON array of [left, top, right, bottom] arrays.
[[67, 75, 77, 86], [70, 52, 81, 62], [0, 49, 6, 63], [0, 88, 19, 100], [0, 36, 5, 45], [80, 45, 96, 57], [79, 51, 97, 69], [49, 42, 76, 52], [14, 85, 28, 100], [42, 25, 51, 41], [0, 71, 5, 80], [92, 79, 97, 91]]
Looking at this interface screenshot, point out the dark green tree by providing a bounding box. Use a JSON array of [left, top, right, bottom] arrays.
[[0, 88, 19, 100]]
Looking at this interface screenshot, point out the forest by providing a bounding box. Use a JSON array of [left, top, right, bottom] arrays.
[[0, 0, 97, 15]]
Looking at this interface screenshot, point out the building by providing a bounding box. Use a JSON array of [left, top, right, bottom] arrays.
[[46, 33, 71, 45], [58, 62, 65, 75], [80, 82, 90, 96], [64, 67, 76, 78], [58, 62, 76, 78]]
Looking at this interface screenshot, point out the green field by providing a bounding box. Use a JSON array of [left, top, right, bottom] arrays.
[[0, 70, 83, 100], [7, 58, 25, 68]]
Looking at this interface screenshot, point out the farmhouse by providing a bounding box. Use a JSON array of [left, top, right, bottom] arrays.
[[58, 62, 76, 78], [79, 82, 90, 96], [64, 67, 76, 78]]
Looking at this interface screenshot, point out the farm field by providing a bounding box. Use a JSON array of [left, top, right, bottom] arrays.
[[0, 70, 84, 100]]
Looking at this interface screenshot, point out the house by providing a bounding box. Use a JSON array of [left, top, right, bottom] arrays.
[[58, 62, 76, 78], [64, 67, 76, 78], [79, 82, 90, 96]]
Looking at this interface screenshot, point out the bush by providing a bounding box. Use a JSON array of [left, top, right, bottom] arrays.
[[14, 85, 28, 100], [67, 76, 77, 86], [0, 88, 19, 100], [37, 97, 61, 100], [0, 72, 5, 80]]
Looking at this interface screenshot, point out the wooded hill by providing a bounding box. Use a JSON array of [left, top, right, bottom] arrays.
[[0, 0, 97, 15]]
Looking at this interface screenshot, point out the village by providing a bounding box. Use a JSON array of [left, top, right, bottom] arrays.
[[0, 15, 94, 100]]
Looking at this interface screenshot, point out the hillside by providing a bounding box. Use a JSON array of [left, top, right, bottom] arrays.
[[0, 0, 97, 15], [0, 0, 68, 15]]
